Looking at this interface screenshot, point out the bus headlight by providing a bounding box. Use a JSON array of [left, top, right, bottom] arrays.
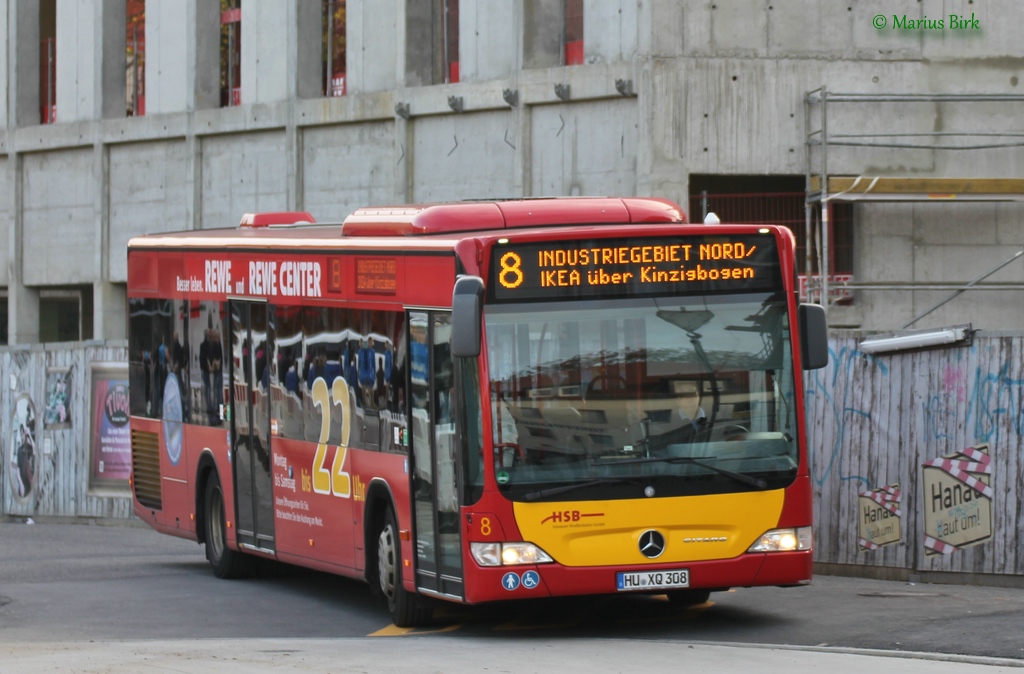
[[470, 542, 554, 566], [747, 527, 813, 553]]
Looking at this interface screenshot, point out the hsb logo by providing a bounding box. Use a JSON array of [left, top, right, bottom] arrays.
[[541, 510, 602, 524]]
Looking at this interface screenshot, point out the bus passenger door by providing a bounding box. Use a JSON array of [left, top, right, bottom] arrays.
[[408, 311, 464, 600], [229, 300, 276, 554]]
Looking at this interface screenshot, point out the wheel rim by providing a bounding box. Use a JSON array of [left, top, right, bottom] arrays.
[[209, 485, 225, 560], [377, 521, 397, 601]]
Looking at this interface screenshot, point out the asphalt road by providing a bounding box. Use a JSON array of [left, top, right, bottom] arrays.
[[1, 519, 1023, 672]]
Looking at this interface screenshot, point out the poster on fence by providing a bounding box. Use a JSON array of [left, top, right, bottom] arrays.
[[921, 444, 992, 556], [7, 394, 37, 503], [858, 483, 901, 551], [44, 367, 72, 429], [89, 363, 131, 489]]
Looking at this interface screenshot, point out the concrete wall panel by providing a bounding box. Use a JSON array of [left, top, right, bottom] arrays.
[[22, 149, 95, 286], [531, 100, 638, 197], [201, 131, 288, 229], [855, 203, 914, 283], [994, 203, 1024, 247], [683, 60, 806, 175], [708, 0, 768, 58], [108, 141, 191, 282], [412, 111, 517, 202], [921, 0, 1019, 60], [303, 121, 396, 221]]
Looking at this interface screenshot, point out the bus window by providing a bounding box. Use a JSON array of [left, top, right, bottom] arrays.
[[273, 304, 304, 440], [128, 297, 175, 420], [458, 357, 483, 504]]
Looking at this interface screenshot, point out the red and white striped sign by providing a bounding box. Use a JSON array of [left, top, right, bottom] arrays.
[[922, 445, 992, 498]]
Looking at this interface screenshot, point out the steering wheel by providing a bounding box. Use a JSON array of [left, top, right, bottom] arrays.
[[584, 375, 628, 399], [723, 424, 749, 440]]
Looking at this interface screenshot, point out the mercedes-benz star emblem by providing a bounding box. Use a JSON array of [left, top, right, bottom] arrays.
[[638, 530, 665, 558]]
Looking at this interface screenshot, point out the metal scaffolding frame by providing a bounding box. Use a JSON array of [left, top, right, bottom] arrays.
[[804, 88, 1024, 320]]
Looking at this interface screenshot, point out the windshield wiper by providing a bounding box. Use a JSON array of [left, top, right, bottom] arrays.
[[521, 477, 634, 502], [593, 455, 769, 491]]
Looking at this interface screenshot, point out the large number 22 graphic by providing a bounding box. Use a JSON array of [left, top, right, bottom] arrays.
[[311, 377, 352, 498]]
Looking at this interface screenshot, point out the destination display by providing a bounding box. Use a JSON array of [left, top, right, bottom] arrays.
[[489, 234, 781, 301]]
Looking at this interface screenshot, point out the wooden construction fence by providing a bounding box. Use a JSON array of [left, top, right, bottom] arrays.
[[808, 331, 1024, 583], [0, 342, 132, 520], [3, 335, 1023, 586]]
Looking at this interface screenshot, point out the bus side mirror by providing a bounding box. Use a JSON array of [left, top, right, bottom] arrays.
[[451, 275, 485, 358], [798, 304, 829, 370]]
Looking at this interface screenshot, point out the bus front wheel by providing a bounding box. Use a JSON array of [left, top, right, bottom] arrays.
[[203, 473, 254, 579], [376, 507, 431, 627]]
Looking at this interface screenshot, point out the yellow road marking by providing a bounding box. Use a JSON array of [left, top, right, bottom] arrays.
[[369, 623, 462, 637]]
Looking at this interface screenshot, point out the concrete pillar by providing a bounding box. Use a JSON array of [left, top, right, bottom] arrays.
[[291, 1, 321, 209], [9, 0, 41, 128], [584, 0, 638, 64], [8, 153, 38, 345], [99, 0, 127, 120], [55, 0, 97, 122], [459, 2, 516, 81], [0, 4, 10, 128], [403, 0, 435, 86], [7, 2, 40, 344], [294, 0, 321, 100], [55, 0, 126, 122], [92, 141, 124, 340], [146, 0, 220, 114], [241, 0, 288, 103], [348, 0, 399, 94], [394, 113, 412, 203], [94, 280, 125, 340]]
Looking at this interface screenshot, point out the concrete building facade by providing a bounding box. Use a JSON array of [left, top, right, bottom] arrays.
[[1, 0, 1023, 344]]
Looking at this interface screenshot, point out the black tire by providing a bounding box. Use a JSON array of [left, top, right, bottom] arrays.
[[667, 588, 711, 607], [204, 473, 254, 579], [376, 507, 431, 627]]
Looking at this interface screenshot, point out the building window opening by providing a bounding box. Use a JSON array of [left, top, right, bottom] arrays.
[[443, 0, 459, 83], [40, 286, 93, 343], [40, 0, 57, 124], [323, 0, 346, 96], [688, 175, 854, 303], [220, 0, 241, 107], [564, 0, 583, 65], [127, 0, 146, 116], [0, 295, 8, 346]]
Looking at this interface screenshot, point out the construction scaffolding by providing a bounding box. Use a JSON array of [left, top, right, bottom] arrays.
[[804, 88, 1024, 322]]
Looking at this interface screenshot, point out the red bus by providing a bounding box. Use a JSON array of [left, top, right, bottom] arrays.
[[127, 198, 828, 626]]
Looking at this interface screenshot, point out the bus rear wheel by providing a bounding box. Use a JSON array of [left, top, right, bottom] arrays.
[[376, 507, 431, 627], [204, 473, 254, 579]]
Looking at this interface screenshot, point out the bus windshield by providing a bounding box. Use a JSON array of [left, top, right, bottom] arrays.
[[484, 292, 798, 501]]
